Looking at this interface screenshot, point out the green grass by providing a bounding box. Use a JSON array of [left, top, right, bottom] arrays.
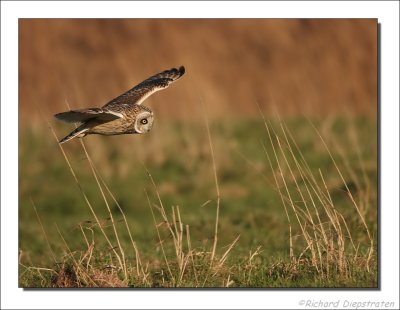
[[18, 116, 377, 287]]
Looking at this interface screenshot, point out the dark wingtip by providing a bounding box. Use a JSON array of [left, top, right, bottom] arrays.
[[54, 112, 70, 121], [178, 66, 185, 75], [54, 113, 62, 120]]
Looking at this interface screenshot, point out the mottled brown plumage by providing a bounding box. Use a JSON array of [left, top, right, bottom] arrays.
[[55, 66, 185, 144]]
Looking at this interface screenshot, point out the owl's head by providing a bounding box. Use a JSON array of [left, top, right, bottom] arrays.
[[134, 110, 154, 134]]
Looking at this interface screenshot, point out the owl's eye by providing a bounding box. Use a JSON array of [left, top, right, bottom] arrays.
[[140, 119, 148, 125]]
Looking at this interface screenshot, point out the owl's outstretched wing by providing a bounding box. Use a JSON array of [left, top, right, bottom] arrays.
[[103, 66, 185, 108], [54, 107, 124, 124]]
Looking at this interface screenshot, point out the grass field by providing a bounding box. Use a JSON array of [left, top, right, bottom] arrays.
[[19, 114, 377, 288]]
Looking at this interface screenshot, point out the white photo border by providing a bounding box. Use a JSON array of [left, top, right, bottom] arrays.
[[1, 1, 399, 309]]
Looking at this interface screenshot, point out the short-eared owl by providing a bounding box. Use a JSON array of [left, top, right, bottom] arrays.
[[55, 66, 185, 144]]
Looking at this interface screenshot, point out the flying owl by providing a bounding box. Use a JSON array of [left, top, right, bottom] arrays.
[[54, 66, 185, 144]]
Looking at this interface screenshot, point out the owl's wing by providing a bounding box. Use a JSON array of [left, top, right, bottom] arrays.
[[103, 66, 185, 108], [54, 107, 124, 124]]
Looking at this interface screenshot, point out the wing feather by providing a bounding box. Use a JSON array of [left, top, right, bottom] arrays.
[[103, 66, 185, 108], [54, 108, 123, 124]]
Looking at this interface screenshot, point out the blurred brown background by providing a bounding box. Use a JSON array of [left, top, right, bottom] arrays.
[[19, 19, 377, 124]]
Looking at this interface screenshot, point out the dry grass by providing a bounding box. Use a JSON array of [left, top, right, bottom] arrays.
[[260, 112, 374, 279], [19, 19, 377, 125]]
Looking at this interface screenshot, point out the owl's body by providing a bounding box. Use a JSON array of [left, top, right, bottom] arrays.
[[55, 66, 185, 144], [74, 104, 153, 136]]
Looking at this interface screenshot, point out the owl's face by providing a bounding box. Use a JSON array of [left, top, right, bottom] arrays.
[[134, 111, 154, 134]]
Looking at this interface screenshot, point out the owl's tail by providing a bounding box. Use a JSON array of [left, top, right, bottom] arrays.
[[59, 125, 89, 144]]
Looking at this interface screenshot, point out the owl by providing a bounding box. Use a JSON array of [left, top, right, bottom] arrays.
[[54, 66, 185, 144]]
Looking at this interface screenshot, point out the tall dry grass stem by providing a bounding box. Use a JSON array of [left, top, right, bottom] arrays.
[[30, 198, 57, 263], [144, 187, 174, 282], [200, 97, 221, 265]]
